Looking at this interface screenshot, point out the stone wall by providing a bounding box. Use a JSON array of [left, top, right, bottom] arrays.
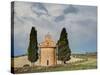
[[40, 47, 56, 66]]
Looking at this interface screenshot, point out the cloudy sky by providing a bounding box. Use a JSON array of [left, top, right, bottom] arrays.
[[13, 1, 97, 56]]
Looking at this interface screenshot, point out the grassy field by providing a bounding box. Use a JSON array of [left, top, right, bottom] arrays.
[[12, 54, 97, 74]]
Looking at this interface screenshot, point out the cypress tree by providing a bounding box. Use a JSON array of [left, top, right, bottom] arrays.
[[28, 27, 38, 65], [57, 27, 71, 64]]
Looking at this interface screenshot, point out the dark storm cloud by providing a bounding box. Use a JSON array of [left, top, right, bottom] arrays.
[[63, 5, 79, 14], [54, 15, 65, 22], [54, 5, 79, 22], [31, 3, 49, 16]]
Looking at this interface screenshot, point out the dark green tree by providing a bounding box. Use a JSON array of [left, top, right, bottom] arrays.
[[57, 27, 71, 64], [28, 27, 38, 65]]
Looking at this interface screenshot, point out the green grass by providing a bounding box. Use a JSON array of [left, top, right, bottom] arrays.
[[12, 53, 97, 74], [13, 56, 97, 74]]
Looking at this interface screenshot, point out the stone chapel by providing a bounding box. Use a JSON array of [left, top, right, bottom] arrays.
[[39, 33, 57, 66]]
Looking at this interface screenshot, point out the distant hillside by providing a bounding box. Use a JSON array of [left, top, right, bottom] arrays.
[[11, 54, 27, 58]]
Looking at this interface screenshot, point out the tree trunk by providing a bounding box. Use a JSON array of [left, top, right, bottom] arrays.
[[62, 61, 66, 64], [31, 62, 32, 67], [31, 62, 35, 67], [64, 61, 66, 64]]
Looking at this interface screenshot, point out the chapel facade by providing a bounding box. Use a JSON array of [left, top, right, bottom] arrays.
[[39, 34, 57, 66]]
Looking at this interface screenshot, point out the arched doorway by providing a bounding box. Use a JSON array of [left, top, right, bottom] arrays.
[[47, 60, 49, 66]]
